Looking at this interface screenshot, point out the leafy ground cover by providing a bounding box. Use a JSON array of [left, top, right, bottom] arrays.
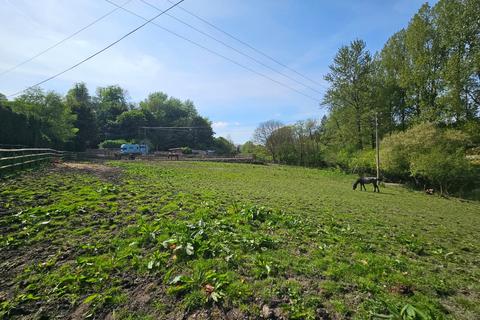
[[0, 161, 479, 319]]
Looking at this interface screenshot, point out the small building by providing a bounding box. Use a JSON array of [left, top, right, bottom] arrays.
[[168, 148, 184, 154]]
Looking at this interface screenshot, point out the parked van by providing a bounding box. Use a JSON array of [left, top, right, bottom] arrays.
[[120, 144, 149, 155]]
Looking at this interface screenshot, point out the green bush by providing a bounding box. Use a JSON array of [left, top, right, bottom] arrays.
[[349, 149, 376, 174], [381, 123, 473, 194], [213, 137, 236, 155], [241, 141, 271, 161], [99, 139, 131, 149], [323, 148, 351, 170], [410, 148, 471, 194], [181, 147, 192, 154]]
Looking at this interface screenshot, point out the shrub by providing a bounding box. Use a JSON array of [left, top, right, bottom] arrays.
[[380, 123, 473, 194], [99, 139, 131, 149], [349, 149, 376, 174], [241, 141, 271, 162], [410, 148, 472, 194], [181, 147, 192, 154], [323, 148, 352, 170]]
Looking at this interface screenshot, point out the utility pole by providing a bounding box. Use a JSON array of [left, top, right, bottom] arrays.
[[375, 112, 380, 180]]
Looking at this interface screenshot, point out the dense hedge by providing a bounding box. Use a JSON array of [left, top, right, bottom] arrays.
[[0, 102, 49, 148]]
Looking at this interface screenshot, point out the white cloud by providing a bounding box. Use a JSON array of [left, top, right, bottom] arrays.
[[212, 121, 229, 129]]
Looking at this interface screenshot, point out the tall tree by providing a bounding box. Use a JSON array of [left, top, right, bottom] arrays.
[[404, 3, 444, 121], [435, 0, 480, 122], [323, 39, 373, 149], [379, 30, 411, 130], [139, 92, 213, 150], [94, 85, 129, 139], [66, 83, 98, 151], [115, 109, 148, 140]]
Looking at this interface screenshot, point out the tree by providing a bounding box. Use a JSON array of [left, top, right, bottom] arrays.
[[140, 92, 198, 125], [3, 85, 216, 151], [213, 137, 235, 155], [253, 120, 284, 162], [14, 88, 77, 147], [138, 92, 212, 150], [323, 39, 373, 149], [115, 109, 148, 140], [139, 92, 169, 123], [190, 116, 214, 149], [435, 0, 480, 122], [0, 102, 47, 147], [66, 83, 98, 151], [378, 31, 411, 130], [403, 3, 444, 122], [291, 119, 323, 166], [269, 126, 296, 164], [94, 85, 129, 139]]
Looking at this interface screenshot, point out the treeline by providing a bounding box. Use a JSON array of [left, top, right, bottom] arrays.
[[0, 84, 236, 154], [244, 0, 480, 195]]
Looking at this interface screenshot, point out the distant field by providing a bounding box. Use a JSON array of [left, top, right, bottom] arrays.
[[1, 161, 479, 319]]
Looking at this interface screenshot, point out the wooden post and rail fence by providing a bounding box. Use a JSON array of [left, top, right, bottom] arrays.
[[0, 146, 262, 176], [0, 148, 75, 175]]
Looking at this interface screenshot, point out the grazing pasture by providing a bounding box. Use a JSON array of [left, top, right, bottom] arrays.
[[1, 161, 479, 319]]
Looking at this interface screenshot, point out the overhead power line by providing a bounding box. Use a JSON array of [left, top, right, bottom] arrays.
[[104, 0, 320, 102], [139, 0, 323, 95], [165, 0, 327, 89], [0, 0, 132, 78], [139, 126, 211, 129], [7, 0, 185, 98]]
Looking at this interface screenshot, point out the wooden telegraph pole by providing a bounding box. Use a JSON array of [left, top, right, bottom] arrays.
[[375, 112, 380, 180]]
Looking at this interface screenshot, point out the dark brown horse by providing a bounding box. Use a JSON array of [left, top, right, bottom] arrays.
[[353, 177, 380, 192]]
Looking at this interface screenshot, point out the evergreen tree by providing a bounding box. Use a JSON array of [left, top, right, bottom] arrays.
[[322, 39, 373, 149], [66, 83, 98, 151]]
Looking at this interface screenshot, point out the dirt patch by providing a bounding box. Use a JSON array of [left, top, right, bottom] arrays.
[[54, 162, 122, 182], [389, 284, 414, 296]]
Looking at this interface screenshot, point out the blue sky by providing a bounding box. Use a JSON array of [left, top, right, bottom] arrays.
[[0, 0, 435, 143]]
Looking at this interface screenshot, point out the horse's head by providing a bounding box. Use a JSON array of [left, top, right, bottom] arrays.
[[352, 180, 358, 190]]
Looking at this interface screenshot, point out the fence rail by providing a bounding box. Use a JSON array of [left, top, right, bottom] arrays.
[[0, 147, 263, 175], [0, 148, 73, 172]]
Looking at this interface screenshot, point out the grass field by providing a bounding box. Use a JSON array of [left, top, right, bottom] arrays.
[[1, 161, 479, 319]]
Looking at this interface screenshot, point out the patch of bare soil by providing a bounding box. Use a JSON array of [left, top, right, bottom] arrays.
[[53, 162, 122, 182]]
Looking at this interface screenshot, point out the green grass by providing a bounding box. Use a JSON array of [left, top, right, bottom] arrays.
[[1, 161, 479, 319]]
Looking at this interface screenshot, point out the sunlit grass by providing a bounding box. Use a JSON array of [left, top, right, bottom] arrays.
[[0, 161, 479, 319]]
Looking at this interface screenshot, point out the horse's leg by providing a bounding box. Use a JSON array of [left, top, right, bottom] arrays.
[[361, 183, 366, 191]]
